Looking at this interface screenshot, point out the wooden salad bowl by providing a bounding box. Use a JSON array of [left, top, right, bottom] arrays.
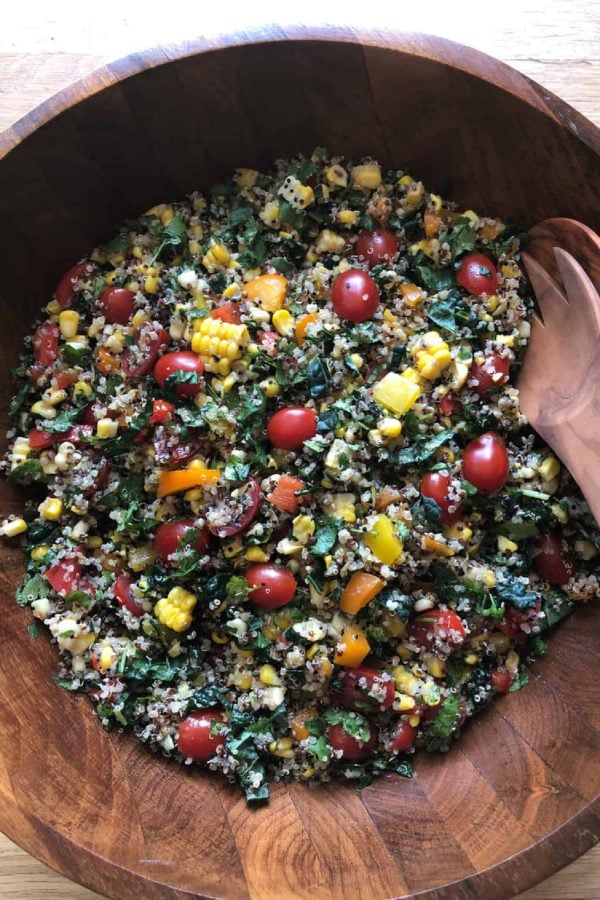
[[0, 28, 599, 900]]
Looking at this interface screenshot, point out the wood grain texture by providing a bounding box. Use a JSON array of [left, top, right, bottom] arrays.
[[0, 15, 599, 900]]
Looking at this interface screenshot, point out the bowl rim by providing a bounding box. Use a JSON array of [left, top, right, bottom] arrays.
[[0, 25, 599, 900]]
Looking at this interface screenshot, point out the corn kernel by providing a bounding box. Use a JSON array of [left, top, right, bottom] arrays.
[[424, 654, 446, 678], [99, 645, 117, 670], [326, 164, 348, 187], [574, 539, 598, 560], [269, 737, 294, 759], [246, 547, 269, 562], [396, 693, 416, 711], [144, 275, 159, 294], [31, 544, 49, 560], [211, 629, 228, 645], [259, 664, 281, 686], [379, 417, 402, 438], [338, 209, 359, 226], [497, 534, 518, 553], [315, 229, 345, 255], [235, 168, 259, 188], [96, 418, 119, 439], [31, 401, 57, 419], [408, 714, 421, 728], [0, 517, 28, 538], [73, 380, 93, 398], [259, 378, 280, 398], [272, 309, 294, 337], [188, 240, 201, 255], [46, 299, 62, 316], [352, 163, 382, 190], [59, 310, 80, 340], [464, 653, 478, 665], [38, 498, 63, 521], [86, 536, 103, 550], [538, 456, 561, 482], [444, 523, 473, 543], [233, 670, 253, 691]]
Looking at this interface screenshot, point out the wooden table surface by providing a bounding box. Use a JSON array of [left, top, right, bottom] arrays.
[[0, 4, 598, 898]]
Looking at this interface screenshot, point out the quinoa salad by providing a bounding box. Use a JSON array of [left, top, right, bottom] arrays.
[[2, 150, 599, 802]]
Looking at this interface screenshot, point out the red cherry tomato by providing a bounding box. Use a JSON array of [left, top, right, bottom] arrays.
[[178, 710, 225, 762], [53, 371, 75, 390], [267, 407, 317, 451], [61, 424, 95, 445], [154, 519, 209, 564], [456, 252, 498, 296], [499, 600, 542, 642], [490, 668, 513, 693], [258, 330, 279, 356], [470, 353, 510, 396], [28, 429, 55, 451], [245, 564, 297, 609], [149, 399, 175, 426], [408, 609, 466, 651], [99, 287, 136, 324], [331, 268, 380, 323], [154, 351, 204, 397], [122, 322, 169, 377], [33, 322, 59, 367], [206, 478, 262, 538], [355, 229, 399, 268], [438, 395, 461, 417], [330, 667, 395, 713], [462, 431, 510, 494], [55, 261, 94, 308], [390, 720, 417, 753], [45, 558, 81, 597], [114, 574, 144, 617], [420, 471, 462, 525], [534, 532, 575, 586], [328, 721, 377, 762], [211, 302, 242, 325]]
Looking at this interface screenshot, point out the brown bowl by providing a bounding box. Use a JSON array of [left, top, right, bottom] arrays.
[[0, 28, 599, 900]]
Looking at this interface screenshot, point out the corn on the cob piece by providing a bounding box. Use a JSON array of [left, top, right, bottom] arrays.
[[191, 317, 249, 374]]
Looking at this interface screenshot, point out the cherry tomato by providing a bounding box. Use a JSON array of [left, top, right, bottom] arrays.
[[534, 532, 575, 586], [408, 609, 466, 651], [113, 573, 144, 617], [45, 558, 81, 596], [258, 330, 279, 356], [328, 721, 377, 762], [470, 353, 510, 396], [178, 710, 225, 762], [490, 668, 513, 693], [330, 667, 395, 713], [355, 229, 399, 268], [28, 429, 54, 451], [206, 478, 262, 538], [245, 564, 297, 609], [61, 424, 95, 445], [499, 601, 542, 641], [154, 519, 209, 564], [154, 351, 204, 397], [149, 399, 175, 426], [53, 371, 75, 390], [99, 287, 136, 324], [267, 407, 317, 451], [33, 322, 59, 367], [438, 395, 461, 417], [331, 268, 380, 323], [456, 252, 498, 296], [122, 322, 169, 377], [420, 471, 462, 525], [55, 261, 94, 308], [390, 720, 417, 753], [462, 431, 510, 494], [211, 302, 242, 325]]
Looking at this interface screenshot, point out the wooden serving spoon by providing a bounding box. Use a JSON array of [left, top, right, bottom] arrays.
[[518, 246, 600, 523], [526, 217, 600, 294]]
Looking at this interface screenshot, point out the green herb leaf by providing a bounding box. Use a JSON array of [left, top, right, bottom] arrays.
[[447, 218, 477, 260], [422, 694, 462, 750], [227, 575, 251, 601], [541, 590, 574, 630], [16, 573, 48, 607], [8, 459, 46, 486], [509, 670, 530, 693], [322, 709, 372, 743], [312, 518, 341, 557], [390, 429, 454, 467], [496, 577, 539, 611], [305, 357, 332, 400]]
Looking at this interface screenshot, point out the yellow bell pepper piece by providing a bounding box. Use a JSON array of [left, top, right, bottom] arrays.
[[373, 372, 420, 416], [334, 626, 371, 667], [363, 514, 404, 565]]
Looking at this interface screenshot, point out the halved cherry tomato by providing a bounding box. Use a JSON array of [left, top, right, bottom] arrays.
[[53, 371, 75, 390], [55, 261, 94, 308], [60, 424, 95, 445], [420, 471, 462, 525], [331, 268, 380, 323], [491, 668, 513, 693], [499, 601, 542, 641], [122, 322, 169, 377], [178, 710, 225, 762], [355, 229, 399, 268], [267, 407, 317, 451], [456, 252, 498, 296], [266, 474, 305, 513], [330, 667, 395, 713], [154, 351, 204, 397], [206, 478, 262, 538], [245, 564, 297, 609], [390, 720, 417, 753], [438, 395, 461, 417], [149, 399, 175, 426], [470, 352, 510, 396], [328, 721, 377, 761], [408, 609, 466, 651], [33, 322, 59, 367], [534, 532, 575, 586], [45, 558, 81, 597], [153, 519, 209, 564], [28, 429, 54, 451], [99, 287, 136, 324], [114, 573, 144, 617], [462, 431, 510, 494], [211, 302, 242, 325]]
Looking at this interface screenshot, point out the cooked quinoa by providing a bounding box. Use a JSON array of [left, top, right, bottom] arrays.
[[3, 150, 599, 802]]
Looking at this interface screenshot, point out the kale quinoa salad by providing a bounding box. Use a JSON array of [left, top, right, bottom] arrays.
[[2, 150, 599, 803]]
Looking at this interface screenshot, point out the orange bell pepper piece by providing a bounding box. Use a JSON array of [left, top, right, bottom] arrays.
[[423, 210, 441, 238], [295, 312, 319, 345], [334, 626, 371, 667], [157, 468, 220, 498], [399, 283, 423, 309], [245, 274, 287, 312], [266, 474, 305, 513], [340, 571, 385, 615]]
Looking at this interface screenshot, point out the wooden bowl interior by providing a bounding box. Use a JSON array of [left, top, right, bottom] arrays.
[[0, 35, 599, 900]]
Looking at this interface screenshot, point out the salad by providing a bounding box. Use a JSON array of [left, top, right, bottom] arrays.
[[2, 150, 599, 802]]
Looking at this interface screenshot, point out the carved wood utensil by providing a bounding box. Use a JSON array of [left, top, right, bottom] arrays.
[[526, 217, 600, 294], [519, 247, 600, 523]]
